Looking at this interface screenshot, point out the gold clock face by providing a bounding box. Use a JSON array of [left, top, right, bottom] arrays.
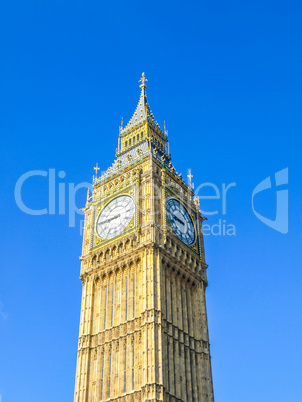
[[97, 195, 135, 239]]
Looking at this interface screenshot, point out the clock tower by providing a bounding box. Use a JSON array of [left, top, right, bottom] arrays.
[[74, 74, 214, 401]]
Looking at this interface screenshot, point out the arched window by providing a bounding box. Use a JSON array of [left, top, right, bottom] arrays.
[[125, 278, 128, 321], [111, 284, 114, 327], [100, 355, 104, 400], [132, 346, 135, 390], [108, 353, 112, 398], [124, 346, 127, 393], [132, 275, 135, 318], [104, 286, 108, 329]]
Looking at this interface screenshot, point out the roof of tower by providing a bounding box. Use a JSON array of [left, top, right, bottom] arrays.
[[121, 73, 161, 133]]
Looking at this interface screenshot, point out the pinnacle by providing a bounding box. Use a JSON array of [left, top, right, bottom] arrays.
[[121, 73, 161, 133]]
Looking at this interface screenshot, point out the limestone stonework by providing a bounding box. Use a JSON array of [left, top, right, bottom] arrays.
[[74, 74, 214, 401]]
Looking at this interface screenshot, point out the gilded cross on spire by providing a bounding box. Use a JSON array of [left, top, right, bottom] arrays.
[[94, 163, 100, 177], [139, 72, 148, 88], [187, 169, 194, 188]]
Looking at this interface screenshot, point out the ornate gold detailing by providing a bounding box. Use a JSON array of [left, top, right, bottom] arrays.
[[139, 72, 148, 88], [165, 187, 199, 256], [194, 196, 201, 209], [92, 186, 137, 249]]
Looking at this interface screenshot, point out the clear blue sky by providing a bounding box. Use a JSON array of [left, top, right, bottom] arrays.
[[1, 1, 301, 401]]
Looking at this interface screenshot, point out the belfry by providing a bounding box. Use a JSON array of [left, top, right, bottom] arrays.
[[74, 74, 214, 401]]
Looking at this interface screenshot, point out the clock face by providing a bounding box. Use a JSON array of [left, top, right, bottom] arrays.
[[166, 198, 195, 245], [97, 195, 135, 240]]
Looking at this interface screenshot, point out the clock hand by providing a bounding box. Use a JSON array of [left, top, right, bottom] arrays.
[[172, 214, 185, 226], [109, 214, 121, 222], [99, 214, 121, 225]]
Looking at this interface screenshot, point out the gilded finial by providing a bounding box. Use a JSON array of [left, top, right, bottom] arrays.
[[119, 117, 124, 134], [164, 120, 168, 137], [94, 163, 100, 178], [139, 72, 148, 89], [194, 196, 200, 209], [187, 169, 194, 189]]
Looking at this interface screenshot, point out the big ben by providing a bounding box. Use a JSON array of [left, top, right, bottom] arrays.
[[74, 74, 214, 401]]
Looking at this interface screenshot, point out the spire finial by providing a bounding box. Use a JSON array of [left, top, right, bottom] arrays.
[[94, 163, 100, 178], [139, 72, 148, 89], [187, 169, 194, 189], [164, 121, 168, 137]]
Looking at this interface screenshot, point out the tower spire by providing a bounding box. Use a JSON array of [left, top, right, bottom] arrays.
[[121, 73, 161, 133]]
